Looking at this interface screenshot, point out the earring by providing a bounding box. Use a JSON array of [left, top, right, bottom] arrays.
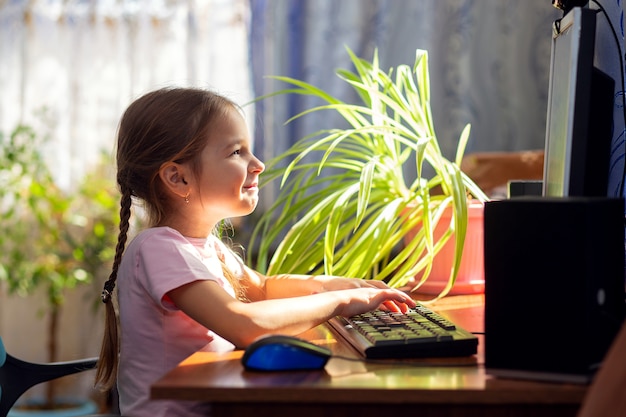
[[184, 192, 190, 204]]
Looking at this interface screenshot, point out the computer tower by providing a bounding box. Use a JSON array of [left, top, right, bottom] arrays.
[[483, 197, 625, 383]]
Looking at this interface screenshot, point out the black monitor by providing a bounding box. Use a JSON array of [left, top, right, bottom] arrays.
[[542, 6, 615, 197]]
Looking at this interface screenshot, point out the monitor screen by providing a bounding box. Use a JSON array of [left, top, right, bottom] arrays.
[[542, 7, 614, 197]]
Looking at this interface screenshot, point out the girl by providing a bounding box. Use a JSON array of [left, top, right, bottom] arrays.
[[94, 87, 414, 417]]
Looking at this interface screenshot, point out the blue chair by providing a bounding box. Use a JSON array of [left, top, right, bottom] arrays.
[[0, 336, 119, 416]]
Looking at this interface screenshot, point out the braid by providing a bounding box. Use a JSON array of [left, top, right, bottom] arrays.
[[108, 190, 132, 291], [95, 187, 132, 391]]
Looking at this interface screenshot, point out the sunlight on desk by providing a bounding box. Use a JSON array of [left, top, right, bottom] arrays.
[[324, 355, 484, 389], [178, 351, 243, 367]]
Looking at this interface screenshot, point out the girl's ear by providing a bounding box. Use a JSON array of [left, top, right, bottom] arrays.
[[159, 162, 190, 199]]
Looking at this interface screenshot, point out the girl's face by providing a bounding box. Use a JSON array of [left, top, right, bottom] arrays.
[[194, 107, 265, 223]]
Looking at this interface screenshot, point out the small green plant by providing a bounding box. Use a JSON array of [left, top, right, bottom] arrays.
[[250, 48, 488, 296], [0, 123, 119, 409]]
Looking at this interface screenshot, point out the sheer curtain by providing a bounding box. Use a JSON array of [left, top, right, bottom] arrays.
[[3, 1, 624, 194], [0, 0, 253, 190], [250, 1, 561, 158], [249, 0, 626, 202]]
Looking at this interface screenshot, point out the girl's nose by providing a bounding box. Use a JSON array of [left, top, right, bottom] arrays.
[[251, 155, 265, 173]]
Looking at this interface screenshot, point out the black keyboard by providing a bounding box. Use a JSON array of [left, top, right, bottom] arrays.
[[328, 303, 478, 359]]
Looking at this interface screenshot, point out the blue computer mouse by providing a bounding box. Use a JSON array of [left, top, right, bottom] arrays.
[[241, 334, 332, 372]]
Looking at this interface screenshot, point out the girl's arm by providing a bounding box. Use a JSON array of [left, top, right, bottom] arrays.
[[243, 265, 398, 300], [168, 278, 414, 348]]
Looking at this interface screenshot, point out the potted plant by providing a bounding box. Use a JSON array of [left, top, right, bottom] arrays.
[[249, 48, 488, 298], [0, 123, 119, 413]]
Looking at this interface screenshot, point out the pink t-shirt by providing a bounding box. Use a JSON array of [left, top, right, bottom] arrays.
[[117, 227, 242, 417]]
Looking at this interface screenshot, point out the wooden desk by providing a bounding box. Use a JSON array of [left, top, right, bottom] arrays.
[[151, 294, 587, 417]]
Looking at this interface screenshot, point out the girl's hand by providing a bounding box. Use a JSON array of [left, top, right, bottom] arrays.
[[336, 287, 416, 317]]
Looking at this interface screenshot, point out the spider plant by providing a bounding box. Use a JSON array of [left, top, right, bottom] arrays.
[[249, 48, 488, 297]]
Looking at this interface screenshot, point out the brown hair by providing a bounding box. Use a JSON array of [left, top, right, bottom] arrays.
[[95, 87, 244, 391]]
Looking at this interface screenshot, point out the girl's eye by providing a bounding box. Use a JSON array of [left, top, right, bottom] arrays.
[[232, 149, 241, 156]]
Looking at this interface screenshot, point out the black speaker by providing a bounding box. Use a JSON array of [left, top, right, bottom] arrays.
[[484, 197, 625, 383]]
